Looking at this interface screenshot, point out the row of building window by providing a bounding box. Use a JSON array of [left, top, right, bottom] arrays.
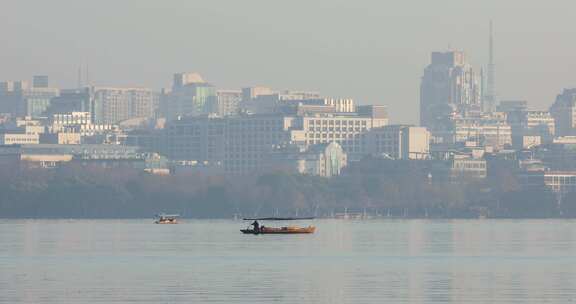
[[307, 127, 367, 132], [3, 137, 37, 143], [307, 133, 364, 138], [307, 120, 367, 126], [544, 176, 576, 184]]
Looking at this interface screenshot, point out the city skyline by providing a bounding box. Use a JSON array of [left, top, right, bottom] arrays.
[[4, 3, 576, 303], [3, 1, 576, 124], [1, 2, 575, 208]]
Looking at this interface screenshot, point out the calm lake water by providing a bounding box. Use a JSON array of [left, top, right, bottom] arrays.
[[1, 219, 575, 303]]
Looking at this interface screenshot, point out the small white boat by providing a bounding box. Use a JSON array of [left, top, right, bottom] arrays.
[[154, 214, 180, 224]]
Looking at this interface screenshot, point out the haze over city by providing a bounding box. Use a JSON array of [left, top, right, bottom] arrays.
[[4, 2, 576, 303], [2, 0, 576, 123]]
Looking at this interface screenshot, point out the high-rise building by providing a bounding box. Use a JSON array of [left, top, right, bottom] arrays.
[[92, 87, 158, 124], [24, 88, 60, 117], [550, 88, 576, 136], [32, 75, 49, 88], [46, 88, 92, 116], [420, 50, 482, 129], [162, 73, 217, 120], [0, 79, 59, 117]]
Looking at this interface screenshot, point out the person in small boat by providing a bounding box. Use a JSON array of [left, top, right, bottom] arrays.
[[251, 220, 260, 232]]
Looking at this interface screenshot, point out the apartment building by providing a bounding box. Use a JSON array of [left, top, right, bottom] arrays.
[[92, 87, 158, 124]]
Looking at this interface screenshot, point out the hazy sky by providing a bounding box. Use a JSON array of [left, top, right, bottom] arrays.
[[2, 0, 576, 123]]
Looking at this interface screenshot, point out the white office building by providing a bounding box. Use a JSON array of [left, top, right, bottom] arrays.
[[365, 125, 430, 160]]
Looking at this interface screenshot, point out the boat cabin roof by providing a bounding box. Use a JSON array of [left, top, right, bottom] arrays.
[[156, 214, 180, 218], [243, 217, 315, 221]]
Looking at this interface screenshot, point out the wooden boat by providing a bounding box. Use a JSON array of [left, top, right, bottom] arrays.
[[241, 226, 316, 234], [243, 217, 315, 221], [154, 214, 179, 224]]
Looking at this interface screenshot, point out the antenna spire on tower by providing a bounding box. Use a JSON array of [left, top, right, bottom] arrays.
[[86, 63, 90, 87], [485, 20, 496, 112], [77, 66, 83, 89]]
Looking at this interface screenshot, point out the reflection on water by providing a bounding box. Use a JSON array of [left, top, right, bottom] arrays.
[[1, 219, 575, 303]]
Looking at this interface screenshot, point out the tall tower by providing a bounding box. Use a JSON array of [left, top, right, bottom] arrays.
[[485, 20, 496, 112], [420, 50, 481, 129]]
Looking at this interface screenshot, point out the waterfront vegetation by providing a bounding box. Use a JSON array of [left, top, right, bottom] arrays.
[[1, 160, 575, 219]]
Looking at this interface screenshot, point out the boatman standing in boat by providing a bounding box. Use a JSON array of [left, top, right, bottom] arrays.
[[251, 220, 260, 233]]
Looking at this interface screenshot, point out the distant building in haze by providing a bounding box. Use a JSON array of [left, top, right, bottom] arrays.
[[0, 77, 59, 117], [420, 50, 482, 130], [0, 132, 40, 145], [46, 88, 92, 116], [161, 73, 217, 120], [92, 87, 158, 124], [453, 114, 512, 148], [550, 88, 576, 136], [215, 90, 242, 117], [241, 86, 275, 102], [265, 142, 347, 177], [365, 125, 430, 160], [32, 75, 49, 88], [51, 111, 116, 137], [160, 104, 388, 174], [496, 100, 555, 148], [519, 170, 576, 194], [497, 100, 527, 113]]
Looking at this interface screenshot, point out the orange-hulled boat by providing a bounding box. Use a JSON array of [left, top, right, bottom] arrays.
[[241, 225, 316, 234]]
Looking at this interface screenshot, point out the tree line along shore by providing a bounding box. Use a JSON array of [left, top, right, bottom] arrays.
[[1, 158, 575, 219]]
